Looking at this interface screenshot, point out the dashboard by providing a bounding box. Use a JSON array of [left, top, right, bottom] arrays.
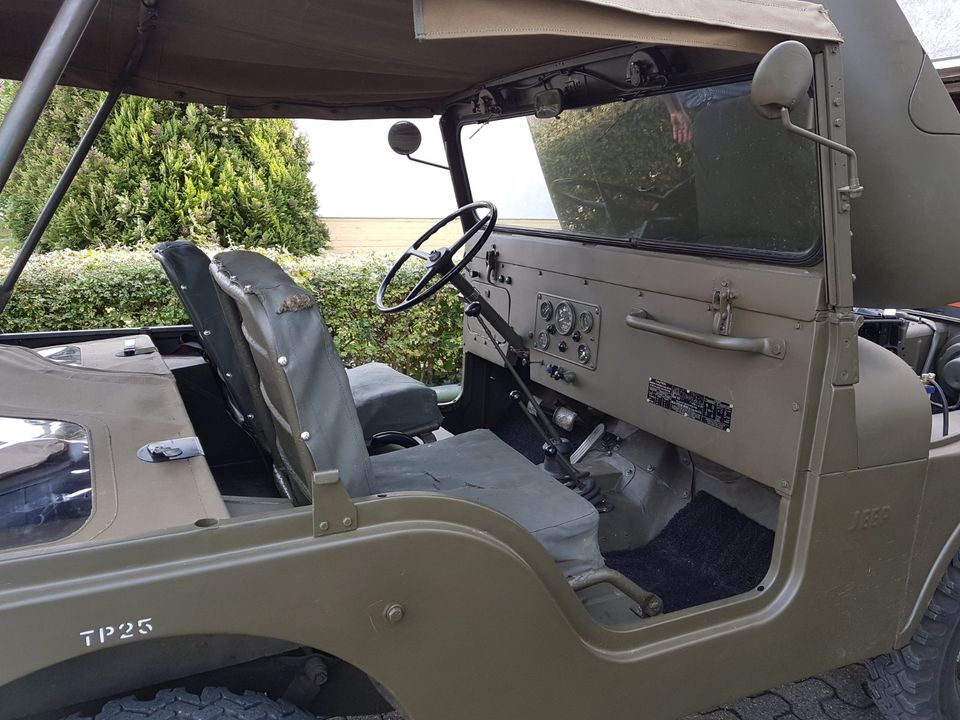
[[461, 230, 824, 495]]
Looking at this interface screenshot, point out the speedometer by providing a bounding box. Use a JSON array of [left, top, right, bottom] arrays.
[[555, 302, 575, 335]]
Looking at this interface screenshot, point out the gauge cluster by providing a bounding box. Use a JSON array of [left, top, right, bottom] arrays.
[[533, 292, 601, 370]]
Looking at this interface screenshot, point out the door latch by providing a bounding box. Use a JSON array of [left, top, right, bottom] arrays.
[[711, 284, 737, 336]]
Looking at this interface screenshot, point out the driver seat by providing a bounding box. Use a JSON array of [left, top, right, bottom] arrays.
[[209, 250, 604, 576], [152, 240, 442, 443]]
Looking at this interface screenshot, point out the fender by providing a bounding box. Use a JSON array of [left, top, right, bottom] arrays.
[[0, 484, 930, 720]]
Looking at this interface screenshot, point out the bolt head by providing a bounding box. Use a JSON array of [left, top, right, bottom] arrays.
[[277, 356, 288, 366], [180, 284, 188, 290], [342, 516, 353, 528], [300, 431, 311, 441], [384, 603, 405, 624], [202, 329, 212, 336], [317, 521, 329, 532]]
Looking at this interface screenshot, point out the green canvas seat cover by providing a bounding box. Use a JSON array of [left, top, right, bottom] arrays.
[[154, 241, 441, 443], [209, 250, 602, 573]]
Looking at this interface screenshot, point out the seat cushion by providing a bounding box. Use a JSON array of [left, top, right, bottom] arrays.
[[370, 429, 603, 575], [347, 362, 442, 441]]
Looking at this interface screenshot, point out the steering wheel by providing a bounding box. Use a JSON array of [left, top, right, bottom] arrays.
[[376, 201, 497, 314]]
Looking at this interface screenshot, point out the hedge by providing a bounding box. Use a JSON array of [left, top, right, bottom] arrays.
[[0, 247, 464, 385]]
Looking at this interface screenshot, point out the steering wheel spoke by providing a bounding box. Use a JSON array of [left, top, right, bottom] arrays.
[[404, 265, 441, 302], [406, 247, 432, 261], [376, 201, 498, 314]]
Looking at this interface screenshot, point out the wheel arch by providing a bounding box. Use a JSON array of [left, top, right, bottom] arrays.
[[0, 632, 392, 720], [897, 519, 960, 646]]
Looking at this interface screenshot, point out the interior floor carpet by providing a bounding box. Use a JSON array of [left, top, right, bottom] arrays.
[[603, 492, 774, 613], [492, 403, 592, 465]]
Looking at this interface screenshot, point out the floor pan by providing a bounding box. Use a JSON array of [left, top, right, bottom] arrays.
[[603, 492, 774, 613]]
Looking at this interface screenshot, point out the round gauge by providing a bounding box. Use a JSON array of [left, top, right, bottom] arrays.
[[539, 300, 554, 321], [577, 344, 591, 365], [555, 301, 575, 335], [578, 310, 594, 333], [536, 331, 551, 350]]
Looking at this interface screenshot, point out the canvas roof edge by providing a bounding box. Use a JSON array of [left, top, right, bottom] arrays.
[[0, 0, 842, 121]]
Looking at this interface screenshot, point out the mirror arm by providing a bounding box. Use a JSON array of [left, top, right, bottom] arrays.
[[406, 155, 449, 171], [780, 107, 863, 200]]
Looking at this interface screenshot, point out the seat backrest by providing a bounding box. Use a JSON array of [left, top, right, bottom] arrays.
[[209, 250, 374, 499], [152, 241, 261, 434]]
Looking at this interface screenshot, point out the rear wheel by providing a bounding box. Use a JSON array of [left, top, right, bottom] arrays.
[[71, 687, 317, 720], [868, 555, 960, 720]]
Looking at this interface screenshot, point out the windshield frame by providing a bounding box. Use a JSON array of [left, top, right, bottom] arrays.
[[449, 73, 827, 268]]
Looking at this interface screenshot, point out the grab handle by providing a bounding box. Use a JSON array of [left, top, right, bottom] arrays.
[[625, 310, 786, 359]]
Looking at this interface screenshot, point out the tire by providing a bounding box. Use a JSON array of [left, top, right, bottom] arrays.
[[868, 555, 960, 720], [70, 687, 317, 720]]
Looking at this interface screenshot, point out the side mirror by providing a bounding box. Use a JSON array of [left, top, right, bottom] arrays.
[[752, 40, 863, 201], [387, 121, 422, 156], [750, 40, 814, 119]]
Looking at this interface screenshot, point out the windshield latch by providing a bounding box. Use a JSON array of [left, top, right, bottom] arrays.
[[711, 284, 737, 337]]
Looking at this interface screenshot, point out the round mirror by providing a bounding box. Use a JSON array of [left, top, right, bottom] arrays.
[[387, 121, 422, 156], [750, 40, 814, 120]]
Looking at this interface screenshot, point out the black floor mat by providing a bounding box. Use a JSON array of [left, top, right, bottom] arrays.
[[492, 403, 592, 464], [604, 492, 774, 613]]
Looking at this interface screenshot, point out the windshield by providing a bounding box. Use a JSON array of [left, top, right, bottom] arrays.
[[460, 80, 822, 258]]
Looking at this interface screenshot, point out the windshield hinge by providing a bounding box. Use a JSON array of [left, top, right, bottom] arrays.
[[829, 311, 863, 386], [711, 283, 737, 336]]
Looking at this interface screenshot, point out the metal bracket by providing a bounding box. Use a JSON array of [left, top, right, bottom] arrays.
[[711, 284, 737, 336], [137, 436, 204, 463], [829, 312, 863, 386], [312, 470, 358, 537]]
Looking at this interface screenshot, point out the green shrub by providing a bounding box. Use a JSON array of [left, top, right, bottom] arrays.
[[0, 248, 463, 384], [0, 83, 328, 255]]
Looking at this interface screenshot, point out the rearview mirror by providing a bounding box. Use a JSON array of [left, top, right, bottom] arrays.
[[750, 40, 814, 120], [386, 120, 449, 170], [387, 121, 422, 156]]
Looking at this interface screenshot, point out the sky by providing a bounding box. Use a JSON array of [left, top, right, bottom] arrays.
[[298, 115, 556, 219], [299, 0, 960, 219]]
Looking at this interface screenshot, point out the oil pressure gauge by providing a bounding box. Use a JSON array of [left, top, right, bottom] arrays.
[[555, 301, 575, 335], [577, 344, 591, 365], [536, 331, 551, 350]]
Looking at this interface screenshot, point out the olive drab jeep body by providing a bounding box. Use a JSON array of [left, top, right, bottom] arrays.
[[1, 1, 960, 719]]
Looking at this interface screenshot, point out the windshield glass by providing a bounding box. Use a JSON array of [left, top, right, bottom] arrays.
[[460, 80, 822, 257]]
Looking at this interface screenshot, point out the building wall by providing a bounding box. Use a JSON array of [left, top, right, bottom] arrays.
[[324, 217, 561, 254]]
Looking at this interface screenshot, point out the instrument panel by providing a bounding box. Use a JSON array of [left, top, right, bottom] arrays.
[[532, 292, 601, 371]]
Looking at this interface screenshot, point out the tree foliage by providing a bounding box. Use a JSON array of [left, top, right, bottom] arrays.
[[0, 82, 328, 254], [0, 248, 463, 385], [528, 99, 691, 236]]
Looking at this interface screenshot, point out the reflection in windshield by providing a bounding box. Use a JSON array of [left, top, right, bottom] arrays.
[[0, 417, 92, 550], [462, 80, 821, 255]]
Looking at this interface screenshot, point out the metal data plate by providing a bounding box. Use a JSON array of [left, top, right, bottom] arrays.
[[533, 292, 601, 371]]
